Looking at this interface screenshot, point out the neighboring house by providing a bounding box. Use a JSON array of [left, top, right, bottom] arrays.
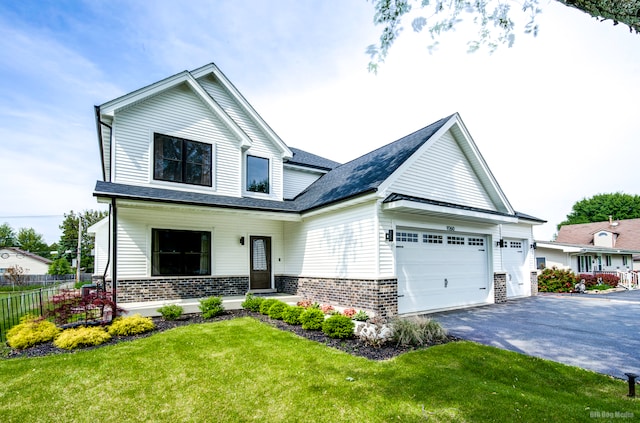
[[0, 247, 52, 276], [90, 63, 544, 317], [535, 217, 640, 283]]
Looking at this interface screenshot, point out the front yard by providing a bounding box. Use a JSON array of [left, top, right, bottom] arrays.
[[0, 317, 636, 422]]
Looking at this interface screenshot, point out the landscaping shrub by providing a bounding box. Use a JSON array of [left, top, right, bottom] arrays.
[[199, 296, 224, 318], [342, 308, 356, 318], [259, 298, 279, 315], [299, 308, 325, 330], [7, 315, 60, 350], [108, 314, 155, 336], [54, 326, 111, 350], [320, 304, 334, 314], [157, 304, 184, 321], [46, 288, 121, 325], [241, 293, 264, 312], [537, 267, 578, 293], [579, 273, 619, 289], [321, 314, 355, 339], [282, 305, 304, 325], [267, 301, 288, 320], [352, 310, 369, 321], [296, 299, 312, 308], [390, 316, 448, 347]]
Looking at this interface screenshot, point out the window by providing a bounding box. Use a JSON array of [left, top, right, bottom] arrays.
[[152, 229, 211, 276], [536, 257, 546, 270], [468, 237, 484, 246], [447, 236, 465, 245], [397, 232, 418, 242], [623, 256, 628, 266], [153, 133, 212, 186], [246, 155, 269, 193], [423, 234, 443, 244], [509, 241, 523, 249], [577, 255, 592, 273], [605, 255, 612, 266]]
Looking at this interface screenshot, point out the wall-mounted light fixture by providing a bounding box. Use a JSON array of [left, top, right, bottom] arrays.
[[385, 229, 394, 242], [240, 236, 245, 245], [530, 242, 537, 250], [496, 239, 505, 248]]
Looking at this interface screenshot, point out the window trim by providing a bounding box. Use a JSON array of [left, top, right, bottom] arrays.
[[152, 133, 213, 187]]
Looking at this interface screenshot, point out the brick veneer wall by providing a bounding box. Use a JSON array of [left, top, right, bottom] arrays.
[[276, 275, 398, 318], [493, 272, 507, 303], [101, 276, 249, 303], [530, 271, 538, 296]]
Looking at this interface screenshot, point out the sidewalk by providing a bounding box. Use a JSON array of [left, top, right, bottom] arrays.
[[118, 293, 302, 317]]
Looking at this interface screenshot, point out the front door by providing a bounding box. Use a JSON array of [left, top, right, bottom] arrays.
[[250, 236, 271, 290]]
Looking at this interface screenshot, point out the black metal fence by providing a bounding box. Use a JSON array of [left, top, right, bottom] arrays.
[[0, 283, 74, 343]]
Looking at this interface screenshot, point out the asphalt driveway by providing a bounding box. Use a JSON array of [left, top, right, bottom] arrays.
[[429, 290, 640, 379]]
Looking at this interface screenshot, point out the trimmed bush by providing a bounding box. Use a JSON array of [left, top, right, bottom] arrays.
[[322, 314, 355, 339], [199, 296, 224, 319], [579, 273, 619, 289], [157, 304, 184, 321], [537, 267, 578, 293], [7, 315, 60, 350], [54, 326, 111, 350], [267, 301, 288, 320], [282, 306, 304, 325], [390, 316, 447, 347], [299, 308, 325, 330], [259, 298, 279, 315], [241, 294, 264, 312], [108, 314, 155, 336]]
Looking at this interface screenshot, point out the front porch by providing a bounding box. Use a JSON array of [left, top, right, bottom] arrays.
[[118, 293, 303, 318]]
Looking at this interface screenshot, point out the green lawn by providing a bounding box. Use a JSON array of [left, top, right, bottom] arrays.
[[0, 317, 637, 422]]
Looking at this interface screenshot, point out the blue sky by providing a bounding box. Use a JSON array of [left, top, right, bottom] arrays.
[[0, 0, 638, 244]]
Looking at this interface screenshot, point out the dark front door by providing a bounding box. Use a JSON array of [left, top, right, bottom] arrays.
[[250, 236, 271, 290]]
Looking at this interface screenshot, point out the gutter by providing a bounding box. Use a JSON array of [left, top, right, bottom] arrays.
[[94, 106, 112, 182]]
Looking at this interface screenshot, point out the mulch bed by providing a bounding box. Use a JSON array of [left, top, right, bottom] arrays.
[[2, 309, 455, 360]]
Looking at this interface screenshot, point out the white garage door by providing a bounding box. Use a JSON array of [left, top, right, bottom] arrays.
[[396, 229, 491, 314], [503, 239, 531, 298]]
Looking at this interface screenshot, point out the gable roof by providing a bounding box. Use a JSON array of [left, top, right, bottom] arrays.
[[292, 115, 452, 211], [556, 218, 640, 250], [0, 247, 52, 265]]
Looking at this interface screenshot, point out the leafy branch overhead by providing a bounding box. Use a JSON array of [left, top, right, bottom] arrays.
[[367, 0, 640, 71]]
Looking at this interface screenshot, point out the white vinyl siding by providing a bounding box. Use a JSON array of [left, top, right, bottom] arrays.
[[114, 206, 285, 278], [112, 83, 240, 196], [283, 167, 323, 199], [387, 130, 497, 211], [500, 223, 535, 272], [284, 202, 378, 279]]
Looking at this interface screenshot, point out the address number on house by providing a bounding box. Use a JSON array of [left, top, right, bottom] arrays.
[[446, 226, 455, 231]]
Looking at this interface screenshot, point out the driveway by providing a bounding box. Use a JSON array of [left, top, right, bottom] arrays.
[[429, 290, 640, 379]]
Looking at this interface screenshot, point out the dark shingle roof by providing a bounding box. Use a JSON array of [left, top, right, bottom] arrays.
[[287, 147, 340, 171], [292, 115, 452, 211]]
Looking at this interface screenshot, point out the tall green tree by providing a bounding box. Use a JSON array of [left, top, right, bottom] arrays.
[[0, 223, 18, 247], [16, 228, 49, 257], [557, 192, 640, 229], [57, 210, 108, 273], [367, 0, 639, 71]]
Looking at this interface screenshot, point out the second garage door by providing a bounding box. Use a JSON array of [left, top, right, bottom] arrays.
[[397, 228, 491, 314]]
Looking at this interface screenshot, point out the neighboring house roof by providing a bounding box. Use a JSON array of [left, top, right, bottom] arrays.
[[287, 147, 341, 171], [0, 247, 52, 265], [535, 241, 640, 255], [556, 218, 640, 250]]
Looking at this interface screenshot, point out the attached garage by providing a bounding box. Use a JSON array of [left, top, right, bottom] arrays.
[[396, 228, 491, 314]]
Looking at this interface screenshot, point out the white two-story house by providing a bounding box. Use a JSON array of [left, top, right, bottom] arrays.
[[91, 63, 544, 317]]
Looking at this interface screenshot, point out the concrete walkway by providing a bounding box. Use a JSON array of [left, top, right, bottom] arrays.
[[429, 290, 640, 380], [118, 293, 302, 318]]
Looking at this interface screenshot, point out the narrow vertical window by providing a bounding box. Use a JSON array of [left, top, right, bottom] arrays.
[[246, 155, 269, 193]]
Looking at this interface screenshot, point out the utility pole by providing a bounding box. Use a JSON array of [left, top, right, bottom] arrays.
[[76, 215, 82, 285]]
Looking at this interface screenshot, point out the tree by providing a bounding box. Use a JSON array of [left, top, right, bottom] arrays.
[[557, 192, 640, 229], [48, 257, 73, 276], [0, 222, 17, 247], [367, 0, 639, 71], [16, 228, 49, 257], [57, 210, 107, 274]]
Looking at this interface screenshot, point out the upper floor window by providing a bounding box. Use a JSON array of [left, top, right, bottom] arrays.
[[246, 155, 269, 194], [153, 133, 212, 186]]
